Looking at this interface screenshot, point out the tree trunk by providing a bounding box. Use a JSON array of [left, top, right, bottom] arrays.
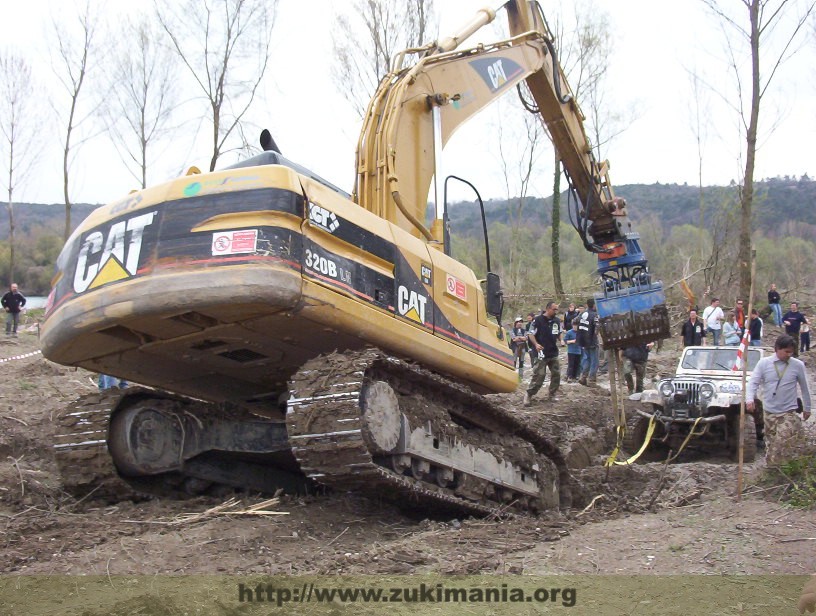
[[551, 155, 564, 299], [6, 194, 14, 285], [739, 0, 761, 300], [63, 132, 71, 241]]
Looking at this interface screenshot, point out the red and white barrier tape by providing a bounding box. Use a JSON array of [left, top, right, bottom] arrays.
[[0, 350, 42, 364]]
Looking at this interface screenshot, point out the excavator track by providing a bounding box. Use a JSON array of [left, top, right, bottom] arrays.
[[52, 388, 276, 500], [287, 349, 570, 516], [52, 390, 141, 500]]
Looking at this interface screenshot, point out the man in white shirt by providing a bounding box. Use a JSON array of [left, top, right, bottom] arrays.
[[747, 335, 812, 465], [702, 298, 725, 346]]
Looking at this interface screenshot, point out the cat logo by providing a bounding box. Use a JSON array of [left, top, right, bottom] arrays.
[[73, 211, 157, 294], [397, 285, 428, 325], [308, 202, 339, 233]]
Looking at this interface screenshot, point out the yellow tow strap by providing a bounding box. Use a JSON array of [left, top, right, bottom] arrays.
[[604, 414, 657, 466], [605, 415, 706, 466], [665, 417, 705, 462]]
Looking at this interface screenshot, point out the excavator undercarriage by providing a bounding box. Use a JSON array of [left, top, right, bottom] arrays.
[[54, 349, 568, 515]]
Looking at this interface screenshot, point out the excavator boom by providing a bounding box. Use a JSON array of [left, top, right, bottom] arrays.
[[355, 0, 669, 347]]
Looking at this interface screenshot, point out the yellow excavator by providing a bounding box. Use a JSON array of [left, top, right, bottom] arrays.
[[42, 0, 668, 515]]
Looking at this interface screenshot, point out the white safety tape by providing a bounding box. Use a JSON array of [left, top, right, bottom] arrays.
[[0, 350, 43, 364]]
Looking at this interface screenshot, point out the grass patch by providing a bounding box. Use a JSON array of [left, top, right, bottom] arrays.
[[766, 454, 816, 509]]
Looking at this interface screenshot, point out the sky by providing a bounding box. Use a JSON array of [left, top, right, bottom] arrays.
[[1, 0, 814, 206]]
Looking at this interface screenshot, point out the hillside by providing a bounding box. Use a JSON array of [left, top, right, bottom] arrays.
[[2, 177, 814, 295], [446, 176, 816, 239], [5, 177, 815, 245]]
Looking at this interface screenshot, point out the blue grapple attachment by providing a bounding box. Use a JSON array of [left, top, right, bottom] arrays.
[[594, 235, 670, 349]]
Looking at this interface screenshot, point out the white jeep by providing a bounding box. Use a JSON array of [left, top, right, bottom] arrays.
[[628, 345, 764, 462]]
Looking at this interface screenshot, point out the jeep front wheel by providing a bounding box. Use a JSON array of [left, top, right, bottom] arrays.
[[623, 415, 666, 462]]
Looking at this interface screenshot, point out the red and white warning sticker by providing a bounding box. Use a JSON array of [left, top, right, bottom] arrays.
[[211, 229, 258, 255], [445, 273, 467, 301]]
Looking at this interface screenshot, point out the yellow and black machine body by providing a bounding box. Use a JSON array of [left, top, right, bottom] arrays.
[[41, 1, 667, 515]]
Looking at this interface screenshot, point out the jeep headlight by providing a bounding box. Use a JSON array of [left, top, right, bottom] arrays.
[[700, 383, 715, 400], [659, 380, 674, 397], [719, 382, 741, 394]]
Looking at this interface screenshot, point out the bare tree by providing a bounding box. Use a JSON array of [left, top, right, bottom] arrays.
[[497, 108, 547, 296], [156, 0, 278, 172], [701, 0, 815, 299], [0, 53, 42, 283], [331, 0, 436, 117], [100, 15, 179, 189], [51, 0, 99, 241]]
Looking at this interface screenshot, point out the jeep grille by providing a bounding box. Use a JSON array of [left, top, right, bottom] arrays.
[[673, 381, 702, 405]]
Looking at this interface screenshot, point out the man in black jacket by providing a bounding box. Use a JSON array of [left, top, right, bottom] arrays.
[[1, 283, 26, 337], [783, 302, 808, 358], [768, 283, 782, 326], [524, 301, 562, 406], [680, 309, 706, 347], [577, 298, 600, 386]]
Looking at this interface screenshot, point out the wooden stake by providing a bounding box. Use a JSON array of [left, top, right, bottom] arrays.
[[738, 249, 757, 501]]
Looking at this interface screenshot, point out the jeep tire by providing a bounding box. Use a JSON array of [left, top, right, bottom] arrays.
[[623, 415, 665, 462]]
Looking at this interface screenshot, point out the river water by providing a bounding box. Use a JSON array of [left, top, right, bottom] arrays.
[[24, 296, 47, 310]]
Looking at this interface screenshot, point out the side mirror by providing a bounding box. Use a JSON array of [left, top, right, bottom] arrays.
[[485, 272, 503, 318]]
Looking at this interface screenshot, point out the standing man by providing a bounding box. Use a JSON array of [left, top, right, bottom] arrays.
[[1, 283, 26, 337], [577, 298, 600, 386], [782, 302, 808, 358], [510, 317, 528, 378], [524, 301, 562, 406], [562, 303, 580, 333], [563, 318, 582, 382], [768, 283, 782, 326], [748, 308, 763, 347], [747, 335, 811, 466], [623, 342, 654, 394], [702, 297, 724, 346], [525, 312, 538, 369], [680, 309, 706, 347], [734, 299, 746, 333]]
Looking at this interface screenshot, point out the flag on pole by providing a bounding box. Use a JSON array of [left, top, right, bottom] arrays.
[[732, 328, 751, 371]]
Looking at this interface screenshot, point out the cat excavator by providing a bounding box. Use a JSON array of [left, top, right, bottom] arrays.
[[41, 0, 669, 515]]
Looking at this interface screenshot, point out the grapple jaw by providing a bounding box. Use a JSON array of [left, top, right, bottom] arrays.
[[596, 283, 670, 349], [593, 235, 670, 349]]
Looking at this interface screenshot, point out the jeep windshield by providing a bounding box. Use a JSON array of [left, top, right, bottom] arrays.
[[681, 348, 761, 372]]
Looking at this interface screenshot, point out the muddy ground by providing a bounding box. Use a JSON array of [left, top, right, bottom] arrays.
[[0, 321, 815, 609]]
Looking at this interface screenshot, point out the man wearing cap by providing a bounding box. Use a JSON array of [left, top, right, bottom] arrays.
[[510, 317, 528, 378]]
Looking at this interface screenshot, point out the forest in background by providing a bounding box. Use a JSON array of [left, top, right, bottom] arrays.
[[447, 176, 816, 320], [1, 177, 813, 312]]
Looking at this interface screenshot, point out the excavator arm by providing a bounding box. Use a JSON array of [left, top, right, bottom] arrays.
[[354, 0, 669, 347]]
